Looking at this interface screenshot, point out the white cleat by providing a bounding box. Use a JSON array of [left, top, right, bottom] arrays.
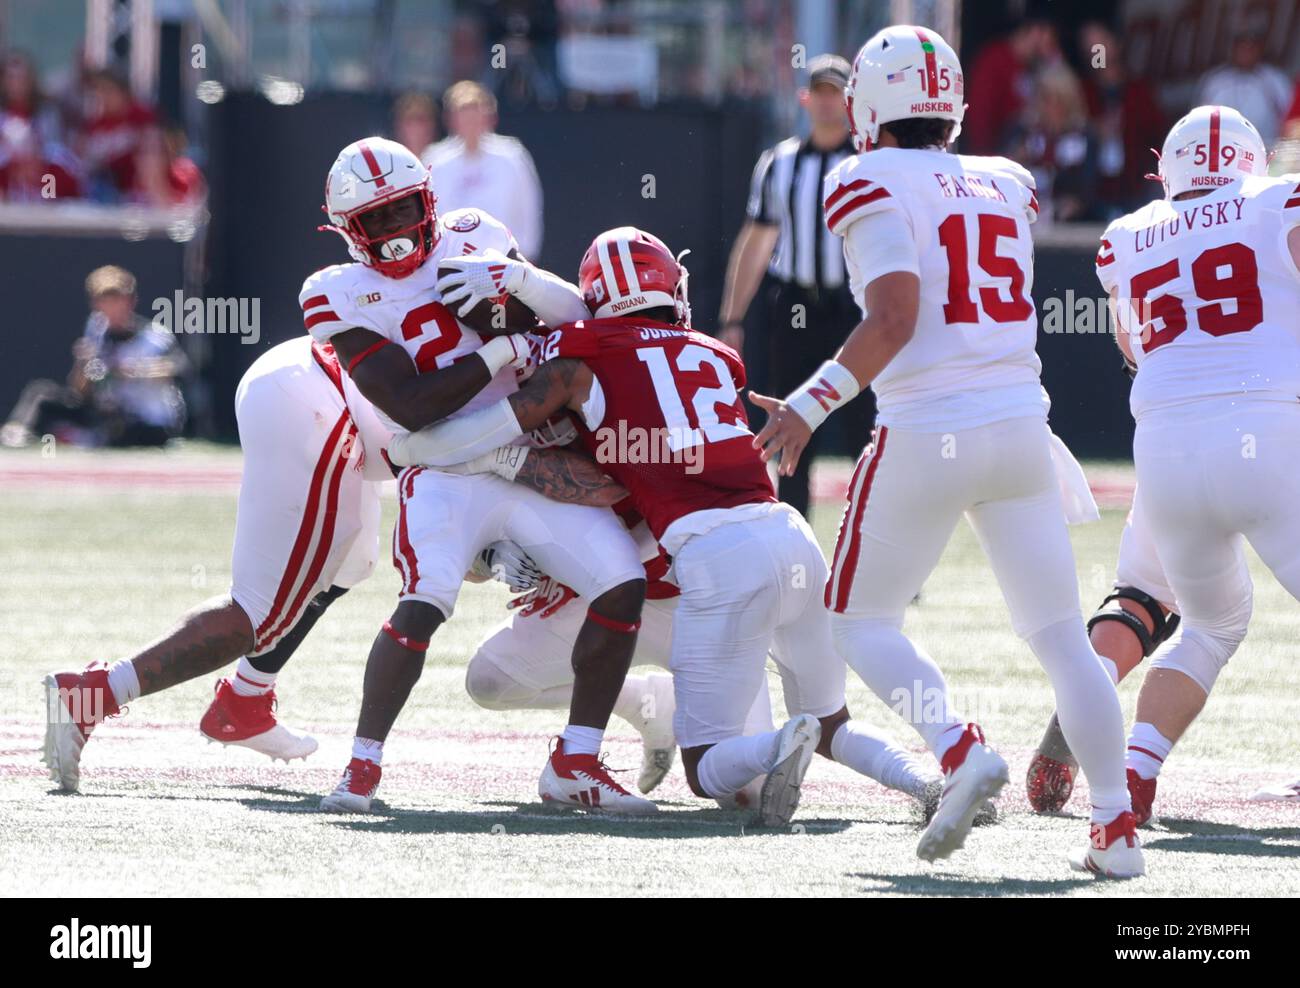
[[42, 666, 121, 793], [917, 724, 1009, 862], [757, 714, 821, 827], [636, 672, 677, 794], [1069, 811, 1146, 878], [539, 739, 658, 814], [319, 757, 381, 814]]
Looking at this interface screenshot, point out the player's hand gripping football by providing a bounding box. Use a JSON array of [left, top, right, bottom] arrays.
[[748, 391, 813, 477], [436, 248, 527, 318]]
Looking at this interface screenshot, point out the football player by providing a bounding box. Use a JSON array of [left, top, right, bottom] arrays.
[[303, 138, 654, 814], [43, 335, 389, 790], [470, 516, 957, 816], [1092, 105, 1300, 826], [750, 26, 1143, 876], [385, 226, 962, 827]]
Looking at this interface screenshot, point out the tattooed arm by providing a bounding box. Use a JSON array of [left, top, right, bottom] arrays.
[[510, 445, 627, 506]]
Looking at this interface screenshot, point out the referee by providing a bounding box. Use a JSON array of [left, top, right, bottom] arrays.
[[719, 54, 876, 518]]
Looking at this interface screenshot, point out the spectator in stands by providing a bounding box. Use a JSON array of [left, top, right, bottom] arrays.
[[392, 92, 438, 157], [1078, 21, 1165, 215], [79, 70, 156, 201], [0, 116, 82, 201], [422, 81, 544, 258], [1197, 26, 1292, 147], [963, 17, 1060, 155], [2, 265, 187, 449], [129, 125, 205, 206], [1, 50, 65, 146], [1006, 63, 1100, 223]]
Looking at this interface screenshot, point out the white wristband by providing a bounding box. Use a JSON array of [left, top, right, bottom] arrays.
[[466, 444, 531, 482], [477, 335, 526, 376], [785, 360, 860, 432]]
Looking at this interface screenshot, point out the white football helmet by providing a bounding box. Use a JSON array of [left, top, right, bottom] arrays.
[[845, 24, 965, 152], [1157, 105, 1267, 199], [320, 136, 437, 279]]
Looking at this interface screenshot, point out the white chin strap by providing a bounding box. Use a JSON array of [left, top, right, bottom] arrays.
[[379, 237, 415, 261]]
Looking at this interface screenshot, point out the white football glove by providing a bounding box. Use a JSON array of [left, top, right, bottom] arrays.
[[527, 416, 578, 449], [436, 248, 527, 318], [472, 540, 543, 592]]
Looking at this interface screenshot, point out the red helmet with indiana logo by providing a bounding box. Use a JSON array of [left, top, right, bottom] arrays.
[[578, 227, 692, 325]]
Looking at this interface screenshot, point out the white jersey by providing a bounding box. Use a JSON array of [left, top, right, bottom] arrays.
[[298, 207, 520, 434], [823, 147, 1048, 431], [1096, 174, 1300, 421]]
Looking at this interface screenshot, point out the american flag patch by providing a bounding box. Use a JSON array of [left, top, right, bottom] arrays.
[[886, 69, 907, 85], [1175, 144, 1192, 158]]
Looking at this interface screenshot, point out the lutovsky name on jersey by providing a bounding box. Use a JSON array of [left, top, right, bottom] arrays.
[[933, 173, 1009, 203], [1134, 197, 1245, 252]]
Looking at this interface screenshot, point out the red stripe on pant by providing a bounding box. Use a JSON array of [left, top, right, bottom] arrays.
[[253, 412, 352, 651], [825, 426, 889, 614], [394, 467, 423, 595], [259, 422, 356, 649]]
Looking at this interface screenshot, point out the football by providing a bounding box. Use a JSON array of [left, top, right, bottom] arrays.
[[439, 268, 538, 337]]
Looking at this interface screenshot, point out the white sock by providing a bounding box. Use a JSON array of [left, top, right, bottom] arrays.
[[1027, 618, 1131, 823], [561, 724, 604, 757], [830, 720, 938, 797], [695, 731, 781, 798], [231, 658, 276, 697], [831, 616, 963, 756], [352, 737, 383, 765], [106, 659, 140, 706], [611, 674, 653, 733], [1126, 722, 1173, 780]]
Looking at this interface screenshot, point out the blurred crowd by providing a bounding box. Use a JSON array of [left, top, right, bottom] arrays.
[[0, 51, 205, 207], [965, 19, 1300, 224]]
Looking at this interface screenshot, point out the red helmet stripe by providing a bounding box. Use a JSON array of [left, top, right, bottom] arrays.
[[915, 28, 939, 98], [1208, 107, 1221, 173], [357, 141, 388, 188]]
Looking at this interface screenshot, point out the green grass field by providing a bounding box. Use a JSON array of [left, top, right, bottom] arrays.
[[2, 445, 1297, 897]]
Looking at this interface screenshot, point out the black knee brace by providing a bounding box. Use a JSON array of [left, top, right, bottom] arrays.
[[249, 584, 350, 673], [1086, 585, 1180, 658]]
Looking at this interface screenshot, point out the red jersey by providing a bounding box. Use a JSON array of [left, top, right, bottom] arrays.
[[544, 317, 775, 541]]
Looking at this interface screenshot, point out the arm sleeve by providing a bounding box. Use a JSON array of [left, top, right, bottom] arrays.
[[513, 265, 591, 327], [841, 206, 920, 283], [386, 398, 524, 467]]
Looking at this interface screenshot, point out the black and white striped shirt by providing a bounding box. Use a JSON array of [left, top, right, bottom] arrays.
[[746, 134, 855, 291]]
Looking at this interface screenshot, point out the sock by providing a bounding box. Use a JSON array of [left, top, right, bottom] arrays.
[[829, 720, 939, 797], [695, 731, 782, 798], [1027, 618, 1131, 824], [831, 616, 963, 755], [231, 657, 277, 697], [561, 724, 604, 757], [611, 674, 652, 733], [352, 736, 383, 765], [1126, 722, 1173, 780], [106, 659, 140, 707]]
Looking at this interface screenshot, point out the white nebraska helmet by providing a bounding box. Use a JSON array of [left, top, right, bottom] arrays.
[[1158, 105, 1267, 199], [845, 24, 965, 152], [320, 136, 437, 279]]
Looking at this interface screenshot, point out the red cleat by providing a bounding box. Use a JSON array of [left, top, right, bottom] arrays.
[[42, 663, 121, 792], [1127, 768, 1158, 827], [320, 757, 382, 813], [538, 738, 657, 814], [199, 678, 317, 762], [1026, 752, 1076, 813]]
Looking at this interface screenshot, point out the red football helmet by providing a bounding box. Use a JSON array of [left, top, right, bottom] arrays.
[[320, 137, 438, 279], [578, 227, 691, 325]]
